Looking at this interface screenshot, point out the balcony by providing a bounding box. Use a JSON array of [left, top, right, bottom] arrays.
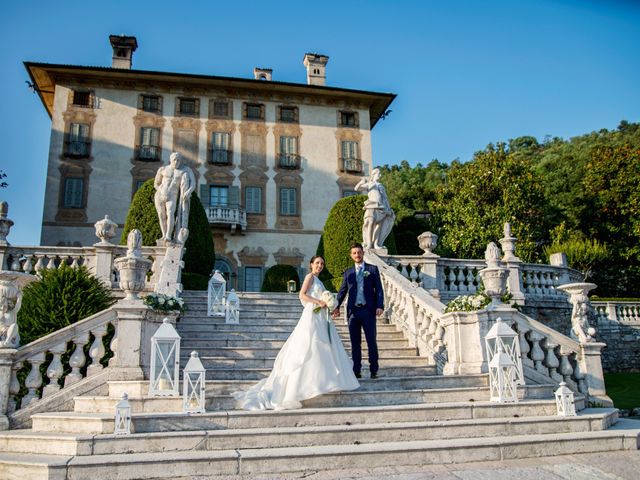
[[205, 204, 247, 234], [136, 145, 161, 161], [209, 149, 232, 165], [342, 157, 363, 173], [64, 140, 91, 158], [278, 153, 300, 169]]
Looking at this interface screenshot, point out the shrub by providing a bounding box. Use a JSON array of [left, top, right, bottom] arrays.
[[261, 265, 300, 292], [544, 224, 609, 279], [17, 266, 116, 345], [121, 179, 215, 289]]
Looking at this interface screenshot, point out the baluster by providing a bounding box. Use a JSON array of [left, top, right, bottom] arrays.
[[517, 326, 533, 368], [528, 331, 546, 374], [539, 272, 549, 295], [10, 255, 21, 271], [22, 255, 33, 273], [399, 264, 409, 279], [65, 332, 90, 386], [22, 353, 46, 407], [572, 359, 588, 395], [558, 349, 574, 383], [46, 256, 57, 269], [455, 268, 465, 291], [543, 342, 562, 382], [409, 263, 419, 284], [43, 343, 66, 396], [57, 256, 67, 269], [433, 324, 445, 349], [448, 269, 457, 291], [71, 256, 80, 268], [7, 361, 23, 413], [87, 325, 107, 376], [109, 325, 118, 367], [34, 255, 46, 273], [464, 270, 475, 293]]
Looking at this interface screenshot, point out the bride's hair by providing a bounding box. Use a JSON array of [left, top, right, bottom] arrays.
[[309, 255, 325, 266]]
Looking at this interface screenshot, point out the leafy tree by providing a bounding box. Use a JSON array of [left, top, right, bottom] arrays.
[[543, 224, 609, 279], [121, 179, 215, 289], [431, 143, 549, 261], [261, 265, 300, 292], [17, 266, 115, 344], [0, 170, 7, 188]]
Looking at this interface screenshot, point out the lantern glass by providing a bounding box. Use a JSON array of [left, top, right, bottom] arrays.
[[554, 382, 576, 416], [149, 318, 181, 397], [488, 349, 518, 403], [183, 351, 206, 413], [485, 317, 524, 386], [287, 280, 296, 293], [225, 289, 240, 324], [114, 393, 132, 435], [208, 270, 227, 317]]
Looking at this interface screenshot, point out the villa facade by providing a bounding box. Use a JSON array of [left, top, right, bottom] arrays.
[[26, 35, 395, 290]]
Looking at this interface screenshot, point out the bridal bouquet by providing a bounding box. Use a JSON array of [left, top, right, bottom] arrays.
[[314, 291, 337, 313]]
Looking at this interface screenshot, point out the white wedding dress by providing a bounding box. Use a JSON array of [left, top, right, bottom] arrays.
[[233, 275, 359, 410]]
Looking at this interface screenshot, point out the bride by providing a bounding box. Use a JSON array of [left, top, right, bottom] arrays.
[[233, 255, 360, 410]]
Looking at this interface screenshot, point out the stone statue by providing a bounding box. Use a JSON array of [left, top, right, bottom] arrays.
[[355, 168, 395, 250], [126, 229, 143, 259], [0, 280, 22, 348], [569, 292, 596, 344], [154, 152, 196, 244]]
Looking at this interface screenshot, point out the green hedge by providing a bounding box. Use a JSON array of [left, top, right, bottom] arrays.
[[17, 266, 116, 344], [121, 179, 215, 288], [261, 265, 300, 292]]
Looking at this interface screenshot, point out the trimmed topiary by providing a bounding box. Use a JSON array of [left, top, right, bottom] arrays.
[[318, 195, 396, 291], [261, 265, 300, 292], [17, 265, 116, 345], [121, 179, 215, 289]]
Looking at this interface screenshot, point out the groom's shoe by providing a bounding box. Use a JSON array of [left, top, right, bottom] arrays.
[[370, 372, 378, 379], [354, 372, 362, 379]]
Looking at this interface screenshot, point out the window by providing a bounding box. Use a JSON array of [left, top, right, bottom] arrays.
[[210, 186, 229, 207], [141, 95, 161, 113], [280, 187, 297, 216], [210, 132, 230, 164], [138, 127, 160, 160], [278, 136, 299, 168], [278, 106, 297, 123], [343, 190, 357, 197], [212, 100, 230, 118], [244, 103, 264, 120], [178, 97, 199, 116], [341, 140, 362, 172], [63, 177, 84, 208], [340, 111, 358, 128], [244, 266, 262, 292], [245, 186, 262, 214], [66, 123, 90, 157], [72, 90, 91, 107]]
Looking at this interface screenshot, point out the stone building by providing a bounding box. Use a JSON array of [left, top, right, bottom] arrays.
[[25, 35, 395, 290]]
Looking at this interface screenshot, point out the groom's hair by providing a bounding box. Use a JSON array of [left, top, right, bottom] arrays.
[[350, 242, 364, 251]]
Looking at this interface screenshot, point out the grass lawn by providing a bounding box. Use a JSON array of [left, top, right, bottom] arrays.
[[604, 373, 640, 410]]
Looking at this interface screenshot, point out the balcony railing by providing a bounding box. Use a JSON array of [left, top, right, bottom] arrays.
[[136, 145, 161, 161], [64, 140, 91, 158], [205, 204, 247, 233], [342, 157, 363, 173], [209, 149, 232, 165], [278, 153, 300, 169]]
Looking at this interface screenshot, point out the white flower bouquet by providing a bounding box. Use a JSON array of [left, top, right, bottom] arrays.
[[443, 292, 491, 313], [314, 291, 337, 313], [144, 293, 185, 312]]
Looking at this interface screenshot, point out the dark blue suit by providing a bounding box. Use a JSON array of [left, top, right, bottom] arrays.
[[336, 262, 384, 375]]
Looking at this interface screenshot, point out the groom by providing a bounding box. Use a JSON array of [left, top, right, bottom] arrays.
[[332, 243, 384, 379]]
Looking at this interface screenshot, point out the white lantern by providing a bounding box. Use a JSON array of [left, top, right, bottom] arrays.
[[183, 351, 206, 414], [114, 392, 132, 435], [488, 345, 519, 403], [207, 270, 226, 317], [485, 317, 524, 385], [555, 382, 577, 417], [225, 289, 240, 324], [287, 280, 296, 293], [149, 318, 181, 397]]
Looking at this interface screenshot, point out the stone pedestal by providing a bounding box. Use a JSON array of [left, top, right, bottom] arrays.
[[440, 311, 490, 375], [156, 244, 184, 298], [580, 342, 613, 407], [0, 348, 16, 430]]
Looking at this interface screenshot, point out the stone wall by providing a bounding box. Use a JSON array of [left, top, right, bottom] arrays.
[[596, 317, 640, 372]]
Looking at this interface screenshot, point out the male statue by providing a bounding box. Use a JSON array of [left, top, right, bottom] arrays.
[[154, 152, 196, 244], [355, 168, 395, 250]]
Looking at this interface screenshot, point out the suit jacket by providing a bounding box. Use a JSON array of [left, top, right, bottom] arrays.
[[336, 262, 384, 317]]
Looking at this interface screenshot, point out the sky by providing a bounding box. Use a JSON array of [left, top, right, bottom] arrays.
[[1, 0, 639, 245]]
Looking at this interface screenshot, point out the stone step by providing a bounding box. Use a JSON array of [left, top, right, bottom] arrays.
[[175, 322, 400, 333], [176, 330, 406, 341], [0, 410, 617, 457], [192, 355, 428, 369], [178, 346, 418, 359], [33, 399, 560, 434], [179, 338, 411, 349]]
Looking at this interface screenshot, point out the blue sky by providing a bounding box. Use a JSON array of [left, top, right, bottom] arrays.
[[1, 0, 639, 245]]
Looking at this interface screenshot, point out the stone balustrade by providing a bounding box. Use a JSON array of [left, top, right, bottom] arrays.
[[0, 244, 165, 292], [592, 301, 640, 324]]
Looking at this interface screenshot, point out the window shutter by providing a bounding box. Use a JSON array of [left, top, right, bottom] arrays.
[[64, 178, 83, 208], [229, 185, 240, 207], [199, 184, 210, 206]]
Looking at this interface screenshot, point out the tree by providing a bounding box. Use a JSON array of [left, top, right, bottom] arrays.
[[261, 265, 300, 292], [0, 170, 7, 188], [120, 179, 215, 290], [431, 143, 549, 261]]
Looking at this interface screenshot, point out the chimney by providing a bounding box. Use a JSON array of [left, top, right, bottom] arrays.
[[303, 53, 329, 86], [253, 68, 272, 81], [109, 35, 138, 69]]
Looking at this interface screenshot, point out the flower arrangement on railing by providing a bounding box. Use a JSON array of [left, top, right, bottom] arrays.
[[143, 293, 185, 312], [444, 292, 491, 313]]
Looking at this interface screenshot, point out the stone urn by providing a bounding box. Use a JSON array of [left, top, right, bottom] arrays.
[[114, 230, 151, 300], [479, 242, 509, 307], [418, 231, 438, 256], [94, 215, 118, 245]]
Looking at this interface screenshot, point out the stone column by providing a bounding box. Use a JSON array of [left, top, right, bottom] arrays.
[[417, 232, 440, 298], [580, 342, 613, 407], [440, 311, 490, 375], [0, 348, 16, 430]]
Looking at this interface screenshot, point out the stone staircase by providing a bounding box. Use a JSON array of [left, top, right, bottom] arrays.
[[0, 292, 638, 479]]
